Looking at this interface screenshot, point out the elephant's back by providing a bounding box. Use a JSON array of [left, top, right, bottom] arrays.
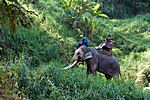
[[99, 53, 117, 62], [98, 53, 120, 76]]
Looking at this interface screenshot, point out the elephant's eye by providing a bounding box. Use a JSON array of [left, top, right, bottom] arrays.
[[77, 52, 80, 55]]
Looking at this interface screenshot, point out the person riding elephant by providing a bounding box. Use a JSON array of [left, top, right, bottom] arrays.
[[76, 34, 88, 49], [97, 35, 114, 55], [63, 45, 120, 80]]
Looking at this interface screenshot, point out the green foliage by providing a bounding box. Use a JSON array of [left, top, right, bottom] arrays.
[[0, 0, 37, 34], [60, 0, 108, 38], [91, 14, 150, 55], [96, 0, 150, 18], [1, 59, 150, 99], [0, 65, 24, 99], [0, 0, 150, 99], [121, 50, 150, 82], [0, 26, 66, 67]]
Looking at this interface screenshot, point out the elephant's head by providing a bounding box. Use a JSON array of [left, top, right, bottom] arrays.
[[63, 45, 92, 70]]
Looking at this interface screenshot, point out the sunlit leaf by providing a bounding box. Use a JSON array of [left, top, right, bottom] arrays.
[[92, 4, 100, 12], [97, 13, 109, 18], [84, 1, 96, 10], [68, 0, 74, 7], [60, 0, 67, 6]]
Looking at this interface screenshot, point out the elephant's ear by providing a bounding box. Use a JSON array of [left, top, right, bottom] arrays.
[[85, 51, 92, 60]]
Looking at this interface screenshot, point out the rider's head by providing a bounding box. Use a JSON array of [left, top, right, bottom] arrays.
[[80, 34, 84, 39]]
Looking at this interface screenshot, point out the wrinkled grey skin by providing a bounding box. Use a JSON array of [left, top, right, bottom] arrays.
[[71, 45, 120, 79]]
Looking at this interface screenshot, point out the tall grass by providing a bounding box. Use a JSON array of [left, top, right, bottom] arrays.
[[8, 58, 150, 99]]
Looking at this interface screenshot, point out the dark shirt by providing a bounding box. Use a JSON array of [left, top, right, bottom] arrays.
[[76, 37, 88, 49], [82, 37, 88, 46]]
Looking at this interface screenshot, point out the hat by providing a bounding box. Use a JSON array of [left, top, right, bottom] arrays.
[[80, 34, 84, 38]]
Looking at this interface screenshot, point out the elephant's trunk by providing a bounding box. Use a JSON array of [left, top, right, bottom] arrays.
[[63, 60, 77, 70], [71, 55, 78, 62]]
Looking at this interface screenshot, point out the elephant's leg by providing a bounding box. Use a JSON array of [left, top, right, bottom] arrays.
[[85, 67, 97, 81], [105, 74, 112, 80], [86, 65, 91, 80], [91, 64, 97, 75], [86, 59, 97, 75]]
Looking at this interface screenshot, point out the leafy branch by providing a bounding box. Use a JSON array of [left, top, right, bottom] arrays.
[[0, 0, 37, 34], [61, 0, 108, 38]]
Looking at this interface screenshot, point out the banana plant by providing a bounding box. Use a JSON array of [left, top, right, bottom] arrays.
[[61, 0, 108, 37], [92, 3, 109, 18]]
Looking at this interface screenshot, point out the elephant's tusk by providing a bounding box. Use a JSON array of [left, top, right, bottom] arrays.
[[63, 60, 77, 70]]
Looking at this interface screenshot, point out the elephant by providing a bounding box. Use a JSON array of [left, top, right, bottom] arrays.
[[63, 45, 121, 79]]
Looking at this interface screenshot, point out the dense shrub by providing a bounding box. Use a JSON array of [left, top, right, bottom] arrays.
[[12, 60, 150, 99], [96, 0, 150, 18]]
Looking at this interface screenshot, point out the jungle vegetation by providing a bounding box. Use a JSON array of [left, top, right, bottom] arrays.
[[0, 0, 150, 99]]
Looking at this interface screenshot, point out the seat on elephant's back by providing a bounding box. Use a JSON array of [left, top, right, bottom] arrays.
[[97, 49, 112, 56]]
